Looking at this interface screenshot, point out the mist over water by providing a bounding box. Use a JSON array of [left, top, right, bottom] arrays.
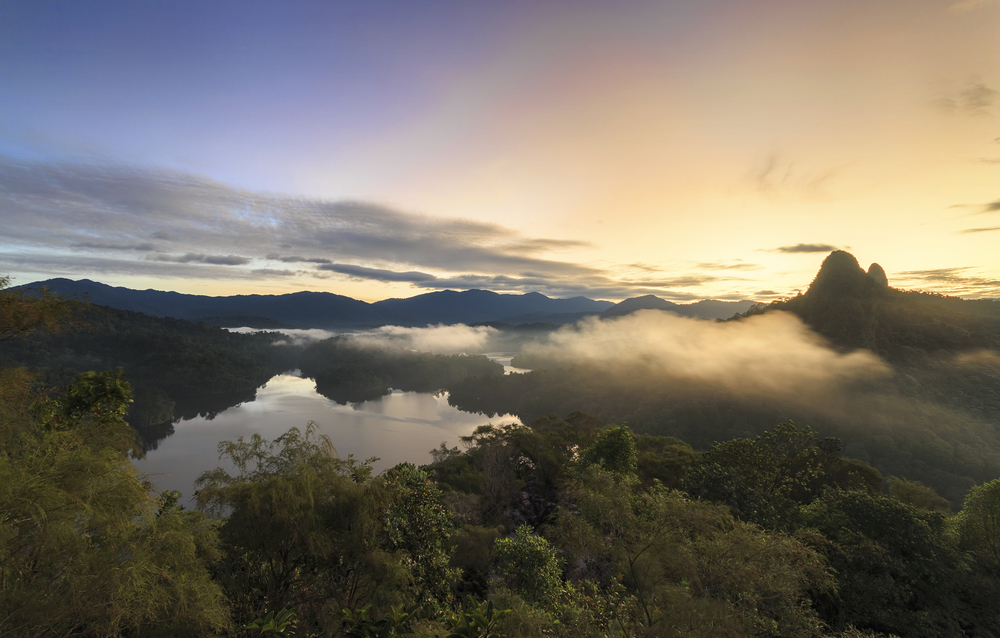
[[357, 324, 499, 353]]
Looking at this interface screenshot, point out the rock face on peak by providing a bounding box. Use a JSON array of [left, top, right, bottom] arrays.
[[805, 251, 884, 299], [739, 250, 1000, 357], [867, 263, 888, 288]]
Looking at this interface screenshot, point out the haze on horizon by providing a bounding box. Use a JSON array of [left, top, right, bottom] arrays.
[[1, 0, 999, 303]]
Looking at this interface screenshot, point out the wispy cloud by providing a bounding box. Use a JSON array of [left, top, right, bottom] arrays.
[[266, 254, 334, 264], [150, 253, 251, 265], [935, 80, 998, 117], [696, 261, 762, 271], [896, 266, 1000, 298], [960, 226, 1000, 234], [319, 263, 435, 283], [768, 243, 839, 254], [748, 153, 844, 201]]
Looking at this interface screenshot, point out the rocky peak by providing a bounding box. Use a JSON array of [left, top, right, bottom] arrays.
[[805, 251, 871, 298], [867, 263, 888, 288]]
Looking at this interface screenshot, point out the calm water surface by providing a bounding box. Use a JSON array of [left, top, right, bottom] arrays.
[[133, 370, 520, 506]]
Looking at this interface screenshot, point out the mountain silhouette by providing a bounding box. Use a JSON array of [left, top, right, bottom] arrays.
[[19, 278, 614, 328], [742, 251, 1000, 357], [602, 295, 757, 320]]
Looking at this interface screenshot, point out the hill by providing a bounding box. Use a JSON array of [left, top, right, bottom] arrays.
[[20, 279, 614, 328], [602, 295, 757, 320], [741, 250, 1000, 358]]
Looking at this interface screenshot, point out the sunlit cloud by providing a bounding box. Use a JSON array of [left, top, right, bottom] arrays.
[[768, 243, 841, 254], [896, 267, 1000, 297]]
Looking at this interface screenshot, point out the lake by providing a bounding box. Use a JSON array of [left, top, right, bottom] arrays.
[[133, 368, 521, 507]]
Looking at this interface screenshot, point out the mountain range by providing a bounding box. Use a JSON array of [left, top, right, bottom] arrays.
[[20, 278, 756, 328]]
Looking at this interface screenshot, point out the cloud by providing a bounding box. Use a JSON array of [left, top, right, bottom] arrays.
[[960, 226, 1000, 234], [935, 80, 997, 116], [355, 324, 499, 354], [149, 253, 251, 265], [896, 267, 1000, 297], [0, 156, 610, 292], [318, 263, 436, 283], [770, 243, 839, 254], [266, 254, 333, 264], [696, 261, 762, 271], [522, 311, 891, 405], [71, 241, 156, 251], [749, 153, 843, 201], [229, 326, 338, 346], [983, 199, 1000, 213]]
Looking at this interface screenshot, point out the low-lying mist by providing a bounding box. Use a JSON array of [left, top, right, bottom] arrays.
[[522, 310, 892, 401], [356, 324, 499, 354], [442, 309, 1000, 502]]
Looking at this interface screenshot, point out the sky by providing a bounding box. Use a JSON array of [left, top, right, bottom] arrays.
[[1, 0, 999, 303]]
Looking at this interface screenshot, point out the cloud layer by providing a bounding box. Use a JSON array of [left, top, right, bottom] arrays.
[[0, 157, 754, 300], [523, 310, 891, 402]]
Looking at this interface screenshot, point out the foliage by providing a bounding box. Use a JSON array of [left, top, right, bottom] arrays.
[[0, 369, 227, 637], [494, 525, 563, 607], [246, 609, 301, 636], [339, 603, 420, 637], [951, 477, 1000, 571], [0, 276, 84, 342], [683, 422, 880, 530], [801, 490, 980, 637], [382, 463, 460, 608], [887, 477, 950, 513], [442, 600, 510, 638], [196, 423, 409, 633], [577, 424, 637, 476], [551, 465, 832, 637], [0, 303, 297, 451]]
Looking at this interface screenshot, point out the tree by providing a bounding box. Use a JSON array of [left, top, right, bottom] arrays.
[[494, 525, 563, 608], [578, 425, 637, 476], [552, 466, 831, 637], [683, 422, 880, 530], [382, 462, 459, 608], [0, 275, 83, 342], [195, 424, 411, 633], [0, 370, 228, 637], [952, 477, 1000, 570], [801, 490, 976, 637]]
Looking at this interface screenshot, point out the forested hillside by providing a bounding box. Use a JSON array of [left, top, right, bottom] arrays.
[[299, 336, 503, 404], [448, 252, 1000, 505], [0, 303, 299, 449]]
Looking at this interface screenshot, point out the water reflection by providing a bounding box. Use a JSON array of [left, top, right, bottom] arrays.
[[133, 371, 519, 507]]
